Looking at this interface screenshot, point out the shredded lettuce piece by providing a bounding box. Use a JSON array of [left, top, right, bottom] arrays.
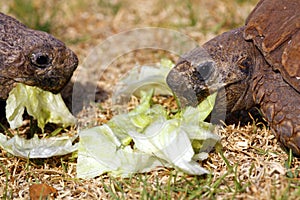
[[77, 61, 220, 178], [6, 83, 76, 131], [0, 133, 78, 158], [77, 125, 164, 178], [0, 83, 77, 158], [112, 60, 173, 113]]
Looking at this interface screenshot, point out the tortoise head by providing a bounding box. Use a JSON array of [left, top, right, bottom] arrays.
[[167, 27, 258, 113], [0, 13, 78, 99], [14, 31, 78, 93]]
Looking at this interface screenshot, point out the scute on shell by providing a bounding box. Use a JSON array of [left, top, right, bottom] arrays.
[[244, 0, 300, 92]]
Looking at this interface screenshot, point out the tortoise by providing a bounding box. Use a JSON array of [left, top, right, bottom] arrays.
[[167, 0, 300, 156], [0, 12, 78, 100]]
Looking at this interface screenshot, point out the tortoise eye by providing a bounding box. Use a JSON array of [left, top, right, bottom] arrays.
[[31, 53, 52, 68], [196, 61, 215, 80]]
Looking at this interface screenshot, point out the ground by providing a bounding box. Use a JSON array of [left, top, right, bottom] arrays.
[[0, 0, 300, 199]]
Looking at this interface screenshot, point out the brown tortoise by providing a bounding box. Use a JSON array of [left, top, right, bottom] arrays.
[[167, 0, 300, 156], [0, 13, 78, 100]]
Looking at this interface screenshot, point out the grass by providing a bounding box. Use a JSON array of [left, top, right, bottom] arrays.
[[0, 162, 11, 199], [1, 121, 299, 199], [97, 0, 123, 16], [1, 138, 300, 199], [6, 0, 60, 33], [1, 0, 300, 199]]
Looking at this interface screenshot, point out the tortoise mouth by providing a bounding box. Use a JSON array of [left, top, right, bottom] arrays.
[[38, 77, 68, 93], [10, 77, 73, 96], [13, 76, 65, 93]]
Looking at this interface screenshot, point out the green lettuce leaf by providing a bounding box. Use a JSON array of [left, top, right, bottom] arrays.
[[77, 61, 220, 178], [0, 83, 77, 158], [6, 83, 76, 131]]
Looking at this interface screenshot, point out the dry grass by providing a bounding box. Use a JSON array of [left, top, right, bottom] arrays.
[[1, 0, 300, 199]]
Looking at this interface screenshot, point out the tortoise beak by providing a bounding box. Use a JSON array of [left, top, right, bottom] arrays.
[[166, 61, 209, 107]]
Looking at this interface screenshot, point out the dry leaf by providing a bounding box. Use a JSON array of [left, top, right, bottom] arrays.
[[29, 183, 57, 200]]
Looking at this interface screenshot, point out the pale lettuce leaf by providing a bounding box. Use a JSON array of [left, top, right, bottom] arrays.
[[112, 60, 173, 113], [6, 83, 76, 131], [0, 83, 77, 158], [0, 133, 78, 158], [77, 125, 164, 178], [77, 61, 220, 178]]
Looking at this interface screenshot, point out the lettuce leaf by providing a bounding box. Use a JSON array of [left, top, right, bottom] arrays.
[[0, 83, 77, 158], [6, 83, 76, 131], [77, 61, 220, 178]]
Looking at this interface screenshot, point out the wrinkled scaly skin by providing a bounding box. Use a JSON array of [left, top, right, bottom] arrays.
[[167, 27, 258, 124], [252, 58, 300, 156], [245, 0, 300, 156], [0, 12, 78, 99], [167, 1, 300, 156]]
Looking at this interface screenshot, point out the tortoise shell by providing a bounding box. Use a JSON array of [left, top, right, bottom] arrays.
[[244, 0, 300, 92]]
